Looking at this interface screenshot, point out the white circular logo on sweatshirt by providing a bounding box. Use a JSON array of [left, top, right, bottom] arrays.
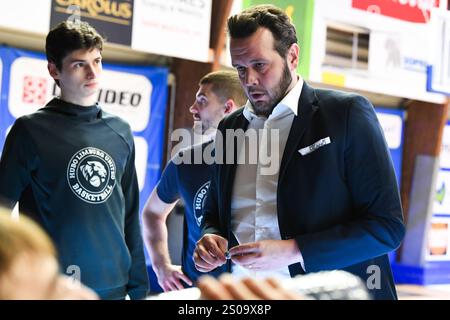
[[67, 147, 116, 204]]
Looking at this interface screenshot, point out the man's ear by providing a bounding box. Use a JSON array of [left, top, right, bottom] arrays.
[[48, 62, 60, 80], [287, 43, 300, 70], [224, 99, 237, 114]]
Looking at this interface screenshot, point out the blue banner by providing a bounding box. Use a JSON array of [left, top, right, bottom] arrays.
[[374, 107, 405, 264], [375, 107, 405, 187]]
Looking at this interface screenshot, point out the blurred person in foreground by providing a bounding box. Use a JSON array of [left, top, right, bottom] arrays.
[[0, 210, 97, 300], [197, 274, 303, 300]]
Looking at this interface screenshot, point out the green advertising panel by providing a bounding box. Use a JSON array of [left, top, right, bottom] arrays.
[[242, 0, 315, 79]]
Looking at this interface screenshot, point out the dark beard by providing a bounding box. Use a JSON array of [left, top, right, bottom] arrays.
[[252, 62, 292, 118]]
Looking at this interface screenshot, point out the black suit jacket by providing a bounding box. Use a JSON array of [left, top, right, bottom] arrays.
[[202, 82, 405, 300]]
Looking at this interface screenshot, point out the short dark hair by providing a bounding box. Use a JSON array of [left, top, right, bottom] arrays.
[[199, 70, 247, 107], [46, 21, 104, 71], [227, 5, 297, 58]]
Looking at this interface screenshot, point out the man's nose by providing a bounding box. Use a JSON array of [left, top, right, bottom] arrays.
[[244, 68, 259, 86], [86, 64, 97, 79], [189, 103, 198, 114]]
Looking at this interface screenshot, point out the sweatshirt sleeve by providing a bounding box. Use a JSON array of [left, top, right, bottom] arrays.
[[156, 157, 180, 204], [122, 137, 149, 299], [0, 118, 38, 208]]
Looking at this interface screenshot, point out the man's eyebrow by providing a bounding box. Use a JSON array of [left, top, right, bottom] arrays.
[[68, 59, 86, 64], [68, 56, 102, 64], [233, 59, 267, 67], [249, 59, 268, 64]]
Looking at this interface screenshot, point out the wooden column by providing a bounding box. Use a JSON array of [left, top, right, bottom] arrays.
[[170, 59, 213, 130], [210, 0, 234, 70], [401, 100, 449, 223], [163, 0, 234, 163], [168, 0, 234, 131]]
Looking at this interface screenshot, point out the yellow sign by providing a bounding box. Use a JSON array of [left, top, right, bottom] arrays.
[[55, 0, 132, 25], [322, 72, 346, 87]]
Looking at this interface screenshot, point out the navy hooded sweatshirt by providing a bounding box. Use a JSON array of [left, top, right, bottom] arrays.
[[0, 98, 149, 299]]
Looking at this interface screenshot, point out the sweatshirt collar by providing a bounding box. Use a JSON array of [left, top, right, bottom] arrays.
[[45, 98, 101, 121]]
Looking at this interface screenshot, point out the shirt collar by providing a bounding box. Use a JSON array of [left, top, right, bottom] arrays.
[[243, 76, 303, 123], [276, 76, 303, 117], [204, 128, 217, 142], [192, 128, 217, 146]]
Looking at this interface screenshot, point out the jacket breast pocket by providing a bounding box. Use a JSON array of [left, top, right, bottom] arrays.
[[298, 137, 331, 157]]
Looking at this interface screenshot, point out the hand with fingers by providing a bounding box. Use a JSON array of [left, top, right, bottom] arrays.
[[193, 234, 228, 272], [155, 264, 193, 292], [229, 239, 301, 271], [197, 273, 304, 300]]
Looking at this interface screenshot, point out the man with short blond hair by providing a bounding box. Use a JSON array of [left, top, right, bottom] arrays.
[[142, 70, 246, 291]]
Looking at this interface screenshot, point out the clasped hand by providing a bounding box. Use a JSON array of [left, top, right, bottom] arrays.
[[193, 235, 299, 272]]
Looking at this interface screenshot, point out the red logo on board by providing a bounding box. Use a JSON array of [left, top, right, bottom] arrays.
[[22, 76, 48, 105], [352, 0, 440, 23]]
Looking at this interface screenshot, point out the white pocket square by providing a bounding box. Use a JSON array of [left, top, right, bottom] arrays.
[[298, 137, 331, 156]]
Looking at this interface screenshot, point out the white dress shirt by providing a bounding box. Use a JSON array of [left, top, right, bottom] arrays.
[[230, 77, 304, 279]]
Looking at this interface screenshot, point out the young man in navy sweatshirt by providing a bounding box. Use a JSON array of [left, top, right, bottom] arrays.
[[0, 21, 149, 299]]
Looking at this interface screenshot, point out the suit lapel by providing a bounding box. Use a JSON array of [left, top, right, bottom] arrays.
[[279, 83, 319, 184]]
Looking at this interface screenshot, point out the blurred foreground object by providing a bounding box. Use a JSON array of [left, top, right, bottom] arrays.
[[147, 270, 371, 300], [0, 210, 98, 300]]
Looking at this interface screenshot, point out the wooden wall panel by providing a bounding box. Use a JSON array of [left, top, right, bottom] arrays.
[[401, 101, 449, 227]]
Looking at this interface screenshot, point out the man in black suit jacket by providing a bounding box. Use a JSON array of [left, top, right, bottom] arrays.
[[193, 5, 405, 300]]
